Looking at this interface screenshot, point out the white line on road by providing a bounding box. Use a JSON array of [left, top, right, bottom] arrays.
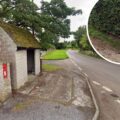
[[92, 81, 101, 86], [78, 67, 82, 71], [115, 99, 120, 104], [102, 86, 113, 92], [70, 59, 82, 71], [84, 73, 88, 77], [70, 59, 76, 65]]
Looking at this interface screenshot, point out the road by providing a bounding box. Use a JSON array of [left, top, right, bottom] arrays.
[[68, 50, 120, 120]]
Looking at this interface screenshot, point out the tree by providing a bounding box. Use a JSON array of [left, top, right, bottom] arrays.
[[89, 0, 120, 37], [12, 0, 40, 33], [0, 0, 82, 49], [80, 34, 92, 50], [74, 26, 93, 51], [73, 26, 85, 48], [0, 0, 13, 20], [39, 0, 82, 49]]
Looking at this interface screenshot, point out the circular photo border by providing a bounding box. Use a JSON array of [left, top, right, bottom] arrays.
[[86, 1, 120, 65]]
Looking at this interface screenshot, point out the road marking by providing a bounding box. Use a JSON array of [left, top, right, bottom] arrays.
[[84, 73, 88, 77], [71, 59, 82, 71], [116, 99, 120, 104], [71, 59, 76, 65], [78, 67, 82, 71], [92, 81, 101, 86], [102, 86, 113, 92], [74, 63, 78, 67]]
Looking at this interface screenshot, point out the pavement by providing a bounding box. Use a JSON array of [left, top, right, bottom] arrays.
[[0, 58, 94, 120], [68, 50, 120, 120]]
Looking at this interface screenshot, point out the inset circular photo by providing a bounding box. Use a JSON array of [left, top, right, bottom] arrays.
[[87, 0, 120, 64]]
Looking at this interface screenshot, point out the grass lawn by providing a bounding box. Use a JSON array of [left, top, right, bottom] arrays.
[[43, 64, 62, 72], [43, 50, 69, 60]]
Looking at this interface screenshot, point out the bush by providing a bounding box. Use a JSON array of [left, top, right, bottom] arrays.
[[80, 34, 92, 50]]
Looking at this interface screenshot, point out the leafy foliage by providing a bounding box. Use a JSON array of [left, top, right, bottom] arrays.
[[69, 41, 78, 48], [74, 26, 93, 50], [89, 0, 120, 37], [73, 27, 85, 48], [0, 0, 13, 19], [0, 0, 82, 49], [80, 34, 92, 50]]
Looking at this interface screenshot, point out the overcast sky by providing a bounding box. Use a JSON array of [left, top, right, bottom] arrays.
[[34, 0, 98, 41]]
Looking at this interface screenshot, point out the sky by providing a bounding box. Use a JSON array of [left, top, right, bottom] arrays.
[[34, 0, 98, 41]]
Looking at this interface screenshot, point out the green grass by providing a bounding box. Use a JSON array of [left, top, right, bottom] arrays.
[[43, 50, 69, 60], [89, 27, 120, 50], [43, 64, 62, 72]]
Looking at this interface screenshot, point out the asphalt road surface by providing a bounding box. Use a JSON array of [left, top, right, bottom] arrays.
[[68, 50, 120, 120]]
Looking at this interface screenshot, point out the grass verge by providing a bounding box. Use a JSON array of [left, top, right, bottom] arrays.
[[79, 50, 101, 58], [43, 64, 62, 72], [12, 99, 33, 112], [89, 27, 120, 50], [43, 50, 69, 60]]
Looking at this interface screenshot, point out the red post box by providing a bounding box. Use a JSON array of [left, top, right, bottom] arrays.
[[3, 64, 8, 79]]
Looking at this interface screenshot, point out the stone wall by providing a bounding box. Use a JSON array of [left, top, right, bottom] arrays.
[[15, 50, 28, 89], [0, 27, 17, 90], [34, 49, 40, 75], [0, 63, 11, 102]]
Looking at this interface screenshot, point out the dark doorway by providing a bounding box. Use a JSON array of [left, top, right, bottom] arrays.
[[27, 49, 35, 74]]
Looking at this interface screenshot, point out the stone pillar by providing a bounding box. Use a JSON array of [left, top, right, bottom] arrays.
[[34, 49, 40, 75]]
